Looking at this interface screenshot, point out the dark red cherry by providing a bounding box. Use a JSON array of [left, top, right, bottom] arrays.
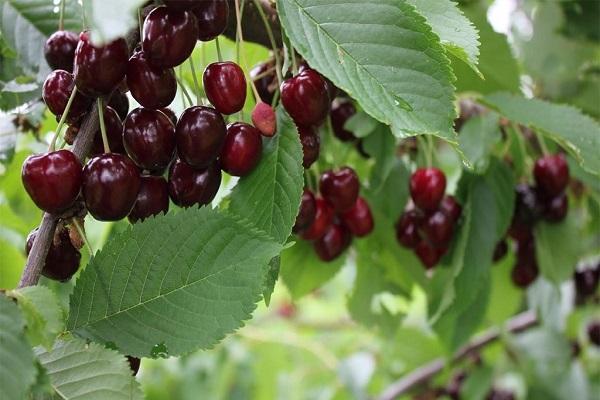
[[534, 153, 570, 197], [415, 240, 443, 269], [192, 0, 229, 41], [127, 356, 141, 376], [128, 175, 169, 223], [203, 62, 247, 115], [168, 159, 221, 207], [142, 6, 198, 68], [160, 107, 178, 125], [162, 0, 199, 10], [176, 106, 226, 169], [409, 168, 446, 212], [319, 167, 360, 212], [511, 261, 539, 288], [82, 154, 141, 221], [126, 50, 176, 109], [26, 227, 81, 282], [508, 221, 533, 243], [301, 197, 334, 241], [22, 150, 83, 214], [44, 30, 79, 72], [281, 68, 330, 127], [588, 321, 600, 346], [340, 197, 374, 237], [515, 236, 536, 266], [422, 210, 453, 248], [330, 100, 356, 142], [250, 61, 276, 104], [73, 31, 128, 97], [395, 210, 421, 249], [123, 107, 176, 171], [574, 267, 600, 300], [314, 223, 352, 262], [42, 70, 92, 123], [293, 189, 317, 233], [298, 126, 320, 168], [90, 106, 125, 155], [512, 183, 542, 226], [492, 240, 508, 262], [542, 193, 568, 223], [220, 122, 262, 176], [439, 195, 462, 222], [108, 91, 130, 120]]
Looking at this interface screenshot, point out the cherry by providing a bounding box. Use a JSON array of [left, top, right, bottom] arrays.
[[44, 30, 79, 72], [22, 150, 82, 214], [340, 197, 374, 237], [127, 356, 141, 376], [160, 107, 178, 125], [511, 260, 539, 288], [168, 159, 221, 207], [252, 102, 277, 137], [108, 91, 130, 120], [220, 122, 262, 176], [73, 31, 128, 97], [26, 228, 81, 282], [293, 189, 317, 233], [512, 183, 542, 226], [162, 0, 199, 10], [588, 321, 600, 346], [90, 106, 125, 155], [301, 197, 334, 241], [492, 240, 508, 262], [281, 68, 330, 127], [42, 70, 92, 124], [123, 107, 176, 171], [541, 193, 568, 223], [203, 62, 247, 115], [314, 223, 352, 262], [319, 167, 359, 212], [250, 61, 276, 105], [439, 195, 462, 223], [142, 6, 198, 68], [298, 126, 320, 168], [574, 265, 600, 301], [192, 0, 229, 41], [176, 106, 226, 169], [395, 210, 421, 249], [415, 240, 443, 269], [534, 153, 569, 197], [127, 50, 177, 109], [82, 154, 141, 221], [330, 100, 356, 142], [422, 210, 453, 248], [409, 168, 446, 212], [128, 176, 169, 223]]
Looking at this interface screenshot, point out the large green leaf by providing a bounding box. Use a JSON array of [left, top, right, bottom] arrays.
[[483, 92, 600, 176], [67, 207, 282, 357], [458, 112, 502, 173], [35, 337, 143, 400], [534, 214, 581, 284], [227, 108, 304, 244], [277, 0, 457, 140], [0, 294, 36, 400]]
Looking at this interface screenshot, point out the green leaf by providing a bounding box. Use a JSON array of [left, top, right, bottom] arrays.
[[83, 0, 146, 44], [460, 366, 493, 400], [534, 213, 581, 284], [0, 294, 36, 400], [277, 0, 457, 140], [280, 240, 345, 300], [345, 111, 379, 139], [35, 337, 143, 399], [362, 124, 398, 193], [8, 286, 64, 349], [483, 92, 600, 176], [262, 257, 280, 306], [227, 108, 304, 244], [407, 0, 480, 72], [67, 207, 282, 357], [458, 113, 502, 173]]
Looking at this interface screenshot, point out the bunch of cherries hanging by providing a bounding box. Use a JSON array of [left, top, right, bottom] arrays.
[[21, 0, 276, 285]]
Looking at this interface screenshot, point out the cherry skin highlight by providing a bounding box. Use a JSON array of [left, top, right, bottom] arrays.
[[44, 30, 79, 72], [128, 175, 170, 223], [301, 197, 334, 241], [298, 126, 320, 168], [534, 153, 570, 197], [192, 0, 229, 41], [340, 197, 374, 237], [42, 70, 92, 123], [314, 223, 352, 262], [220, 122, 262, 177], [409, 168, 446, 212], [281, 68, 330, 127], [319, 167, 360, 212], [542, 193, 568, 223], [395, 210, 421, 249], [26, 228, 81, 282], [168, 159, 222, 207], [127, 50, 177, 109], [439, 195, 462, 223], [160, 107, 178, 125], [422, 210, 454, 248], [330, 100, 356, 142], [176, 106, 227, 169], [293, 189, 317, 233], [203, 62, 247, 115], [415, 240, 443, 269]]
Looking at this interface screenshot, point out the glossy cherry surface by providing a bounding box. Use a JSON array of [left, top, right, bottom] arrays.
[[341, 197, 374, 237], [319, 167, 359, 212], [220, 122, 262, 176], [163, 0, 199, 9], [330, 100, 356, 142], [250, 61, 276, 104], [42, 70, 92, 123], [542, 193, 568, 222], [73, 31, 128, 97], [439, 195, 462, 222], [574, 266, 600, 299], [142, 6, 198, 68], [395, 210, 421, 249], [90, 106, 125, 155], [511, 261, 539, 288], [128, 175, 170, 223], [301, 197, 334, 241], [22, 150, 83, 214], [534, 153, 569, 196], [176, 106, 226, 169], [281, 68, 330, 127], [298, 126, 320, 168], [293, 189, 317, 233], [203, 62, 247, 115], [82, 153, 141, 221], [512, 183, 542, 225], [127, 50, 177, 109], [314, 223, 352, 262], [160, 107, 178, 125], [409, 168, 446, 212], [44, 30, 79, 72], [108, 91, 130, 120], [415, 240, 443, 269], [123, 107, 176, 171], [422, 210, 453, 248], [26, 228, 81, 282], [168, 159, 221, 207], [192, 0, 229, 41]]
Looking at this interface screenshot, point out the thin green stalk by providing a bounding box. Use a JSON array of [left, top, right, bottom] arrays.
[[59, 0, 66, 31], [138, 7, 143, 39], [253, 0, 282, 86], [175, 74, 194, 106], [72, 218, 93, 255], [234, 0, 263, 102], [215, 37, 223, 62], [97, 98, 110, 153], [49, 87, 77, 151], [418, 136, 432, 168], [535, 130, 549, 155], [188, 56, 201, 105]]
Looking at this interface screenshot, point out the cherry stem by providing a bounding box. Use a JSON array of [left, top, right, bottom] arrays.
[[175, 74, 194, 106], [291, 48, 298, 75], [253, 0, 282, 86], [58, 0, 65, 31], [49, 86, 77, 151], [71, 218, 93, 255], [304, 169, 315, 192], [535, 130, 549, 156], [418, 136, 432, 168], [215, 36, 223, 62], [188, 56, 201, 106], [97, 98, 111, 153], [137, 7, 143, 39], [234, 0, 263, 103]]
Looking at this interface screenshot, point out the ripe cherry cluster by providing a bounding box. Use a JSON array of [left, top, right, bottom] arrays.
[[293, 167, 374, 262], [22, 0, 272, 284], [574, 261, 600, 305], [395, 168, 462, 269], [506, 153, 570, 288]]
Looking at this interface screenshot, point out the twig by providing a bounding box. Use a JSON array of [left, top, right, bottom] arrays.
[[375, 311, 538, 400]]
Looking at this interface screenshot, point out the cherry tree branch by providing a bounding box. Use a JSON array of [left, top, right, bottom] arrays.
[[375, 311, 538, 400]]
